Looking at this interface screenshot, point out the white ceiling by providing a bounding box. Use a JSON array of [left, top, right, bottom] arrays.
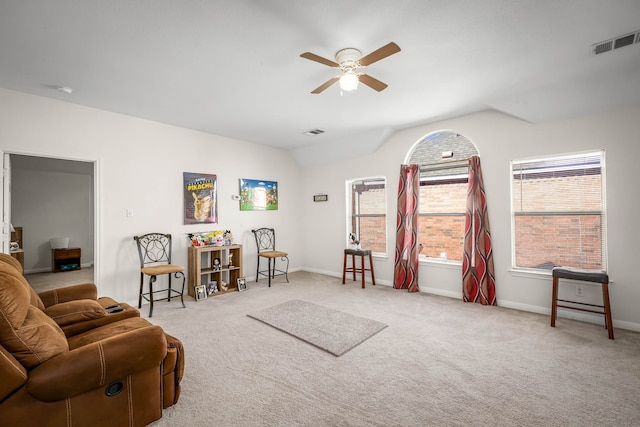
[[1, 1, 639, 166]]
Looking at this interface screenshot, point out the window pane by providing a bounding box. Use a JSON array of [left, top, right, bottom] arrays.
[[511, 151, 606, 270], [419, 180, 467, 261], [357, 216, 386, 253], [357, 186, 385, 215]]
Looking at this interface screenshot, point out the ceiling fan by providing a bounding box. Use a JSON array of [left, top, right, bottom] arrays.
[[300, 42, 401, 94]]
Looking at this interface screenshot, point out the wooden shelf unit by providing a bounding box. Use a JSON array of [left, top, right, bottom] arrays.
[[10, 226, 24, 270], [52, 247, 81, 273], [187, 244, 243, 299]]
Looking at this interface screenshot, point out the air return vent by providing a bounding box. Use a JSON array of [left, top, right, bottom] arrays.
[[303, 129, 325, 136], [593, 30, 640, 55]]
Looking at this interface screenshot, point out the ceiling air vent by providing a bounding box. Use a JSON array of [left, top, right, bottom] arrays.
[[593, 30, 640, 55], [303, 129, 325, 136]]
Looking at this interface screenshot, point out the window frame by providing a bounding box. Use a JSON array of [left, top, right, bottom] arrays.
[[509, 149, 607, 273], [346, 176, 387, 256]]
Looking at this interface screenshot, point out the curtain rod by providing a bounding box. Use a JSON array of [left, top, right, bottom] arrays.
[[419, 158, 470, 172]]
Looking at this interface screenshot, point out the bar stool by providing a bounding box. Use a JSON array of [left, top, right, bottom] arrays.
[[342, 249, 376, 288], [551, 266, 614, 339]]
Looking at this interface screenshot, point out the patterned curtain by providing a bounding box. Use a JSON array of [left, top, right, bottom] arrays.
[[462, 156, 496, 305], [394, 164, 420, 293]]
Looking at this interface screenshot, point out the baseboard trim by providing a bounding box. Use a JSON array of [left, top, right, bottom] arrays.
[[300, 268, 640, 333], [24, 262, 94, 275]]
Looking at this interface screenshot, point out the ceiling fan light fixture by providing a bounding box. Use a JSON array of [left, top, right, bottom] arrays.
[[339, 71, 359, 91]]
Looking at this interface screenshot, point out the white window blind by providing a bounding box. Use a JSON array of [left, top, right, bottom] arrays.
[[511, 150, 606, 271]]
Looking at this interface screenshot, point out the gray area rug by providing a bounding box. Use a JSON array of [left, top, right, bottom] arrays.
[[247, 299, 387, 356]]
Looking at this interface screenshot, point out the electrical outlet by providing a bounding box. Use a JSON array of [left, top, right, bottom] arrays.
[[576, 285, 584, 297]]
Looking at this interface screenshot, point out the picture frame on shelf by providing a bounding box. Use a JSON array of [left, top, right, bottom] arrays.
[[195, 284, 207, 301], [237, 277, 247, 291]]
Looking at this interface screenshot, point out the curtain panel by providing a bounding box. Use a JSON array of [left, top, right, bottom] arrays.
[[394, 164, 420, 292], [462, 156, 496, 305]]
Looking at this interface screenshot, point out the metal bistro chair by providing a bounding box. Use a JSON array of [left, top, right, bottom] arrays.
[[133, 233, 186, 317], [252, 228, 289, 287]]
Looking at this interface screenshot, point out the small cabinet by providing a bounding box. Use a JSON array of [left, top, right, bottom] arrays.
[[52, 247, 81, 273], [187, 244, 243, 299]]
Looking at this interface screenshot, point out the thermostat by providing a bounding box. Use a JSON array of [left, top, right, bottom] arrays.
[[313, 194, 328, 202]]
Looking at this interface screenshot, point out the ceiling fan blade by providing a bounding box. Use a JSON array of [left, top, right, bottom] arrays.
[[358, 42, 401, 67], [300, 52, 340, 68], [311, 76, 340, 94], [359, 74, 388, 92]]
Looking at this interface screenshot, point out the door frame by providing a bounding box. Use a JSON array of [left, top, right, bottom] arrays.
[[0, 148, 101, 290]]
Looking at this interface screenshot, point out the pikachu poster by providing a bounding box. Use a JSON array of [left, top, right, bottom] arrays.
[[184, 172, 217, 224]]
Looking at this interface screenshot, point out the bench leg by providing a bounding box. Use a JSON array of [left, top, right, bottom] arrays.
[[351, 254, 356, 281], [602, 282, 614, 339], [551, 277, 559, 327], [369, 253, 376, 286], [342, 253, 347, 284], [360, 255, 365, 288]]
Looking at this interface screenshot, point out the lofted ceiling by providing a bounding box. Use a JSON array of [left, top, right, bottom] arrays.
[[1, 1, 639, 166]]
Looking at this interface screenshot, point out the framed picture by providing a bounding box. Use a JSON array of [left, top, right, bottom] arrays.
[[184, 172, 217, 224], [237, 277, 247, 291], [195, 284, 207, 301], [239, 178, 278, 211]]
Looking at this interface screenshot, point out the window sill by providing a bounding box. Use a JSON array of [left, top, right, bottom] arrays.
[[509, 268, 552, 279], [420, 257, 462, 269]]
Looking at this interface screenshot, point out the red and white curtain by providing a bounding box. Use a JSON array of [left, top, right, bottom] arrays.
[[462, 156, 496, 305], [394, 164, 420, 293]]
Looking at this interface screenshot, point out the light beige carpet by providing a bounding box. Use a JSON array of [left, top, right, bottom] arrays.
[[138, 271, 640, 426], [248, 299, 387, 356]]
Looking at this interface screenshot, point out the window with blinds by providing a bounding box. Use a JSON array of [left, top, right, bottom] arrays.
[[348, 177, 386, 254], [511, 150, 606, 271], [407, 131, 478, 261]]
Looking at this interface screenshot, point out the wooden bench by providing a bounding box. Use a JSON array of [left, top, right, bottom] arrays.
[[551, 266, 613, 339], [342, 249, 376, 289]]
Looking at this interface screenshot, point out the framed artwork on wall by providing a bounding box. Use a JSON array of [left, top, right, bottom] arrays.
[[239, 178, 278, 211], [184, 172, 217, 224]]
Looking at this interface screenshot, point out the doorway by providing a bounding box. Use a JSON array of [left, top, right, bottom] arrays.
[[6, 153, 97, 288]]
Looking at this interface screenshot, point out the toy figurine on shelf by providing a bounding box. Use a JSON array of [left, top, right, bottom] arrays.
[[224, 230, 234, 246], [349, 232, 361, 250], [213, 257, 221, 271], [219, 280, 228, 291], [208, 281, 218, 295], [228, 253, 234, 267]]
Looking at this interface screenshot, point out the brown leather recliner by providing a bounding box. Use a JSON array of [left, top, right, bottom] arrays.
[[0, 260, 184, 426], [0, 253, 140, 337]]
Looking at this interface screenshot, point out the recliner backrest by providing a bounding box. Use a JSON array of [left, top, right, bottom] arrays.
[[0, 253, 45, 310], [0, 264, 68, 369]]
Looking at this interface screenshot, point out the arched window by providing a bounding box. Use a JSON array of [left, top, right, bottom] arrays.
[[406, 131, 478, 262]]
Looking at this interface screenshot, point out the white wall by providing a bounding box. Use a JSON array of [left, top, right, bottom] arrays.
[[0, 88, 303, 304], [2, 87, 639, 331], [11, 155, 94, 272], [302, 107, 640, 331]]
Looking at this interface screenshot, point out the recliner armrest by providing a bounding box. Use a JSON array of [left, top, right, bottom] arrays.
[[38, 283, 98, 307], [26, 326, 167, 401]]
